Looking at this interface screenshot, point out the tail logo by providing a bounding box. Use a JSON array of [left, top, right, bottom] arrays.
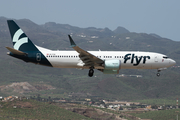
[[13, 29, 28, 50]]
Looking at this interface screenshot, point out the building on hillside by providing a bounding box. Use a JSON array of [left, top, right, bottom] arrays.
[[158, 106, 163, 110], [0, 96, 3, 101], [146, 105, 152, 110], [126, 103, 130, 106], [85, 98, 91, 101]]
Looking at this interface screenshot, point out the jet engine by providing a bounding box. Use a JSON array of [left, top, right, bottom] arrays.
[[103, 60, 121, 74]]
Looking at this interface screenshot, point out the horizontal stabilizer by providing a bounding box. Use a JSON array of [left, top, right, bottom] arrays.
[[6, 47, 27, 56]]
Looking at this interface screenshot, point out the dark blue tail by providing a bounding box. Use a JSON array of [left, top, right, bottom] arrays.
[[7, 20, 38, 52], [7, 20, 52, 67]]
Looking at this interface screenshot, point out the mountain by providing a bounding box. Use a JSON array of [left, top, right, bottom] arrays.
[[41, 22, 116, 38], [1, 17, 180, 101], [113, 26, 130, 34]]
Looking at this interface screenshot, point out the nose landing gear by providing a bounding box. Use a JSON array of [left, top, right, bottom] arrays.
[[156, 70, 161, 77], [156, 73, 160, 77]]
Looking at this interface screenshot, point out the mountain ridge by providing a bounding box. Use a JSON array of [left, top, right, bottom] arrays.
[[0, 17, 180, 101]]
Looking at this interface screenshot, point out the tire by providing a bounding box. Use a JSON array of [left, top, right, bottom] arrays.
[[88, 69, 94, 77], [157, 73, 160, 77]]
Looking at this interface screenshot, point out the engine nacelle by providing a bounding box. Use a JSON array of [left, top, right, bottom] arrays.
[[103, 60, 121, 74]]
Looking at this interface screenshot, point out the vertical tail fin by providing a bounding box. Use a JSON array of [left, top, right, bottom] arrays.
[[7, 20, 38, 52]]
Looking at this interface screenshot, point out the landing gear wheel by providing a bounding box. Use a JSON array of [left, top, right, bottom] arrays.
[[157, 73, 160, 77], [88, 69, 94, 77]]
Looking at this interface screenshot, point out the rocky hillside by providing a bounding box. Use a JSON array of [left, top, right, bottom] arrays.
[[0, 82, 55, 95], [0, 17, 180, 101]]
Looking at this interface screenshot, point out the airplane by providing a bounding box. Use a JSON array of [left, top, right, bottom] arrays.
[[6, 20, 176, 77]]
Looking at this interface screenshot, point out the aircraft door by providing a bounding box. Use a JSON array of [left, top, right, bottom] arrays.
[[36, 53, 41, 61], [154, 55, 158, 62]]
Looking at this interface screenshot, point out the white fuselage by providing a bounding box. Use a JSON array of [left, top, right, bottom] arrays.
[[40, 49, 176, 70]]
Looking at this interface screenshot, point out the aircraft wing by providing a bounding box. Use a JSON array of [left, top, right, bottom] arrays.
[[68, 35, 104, 68]]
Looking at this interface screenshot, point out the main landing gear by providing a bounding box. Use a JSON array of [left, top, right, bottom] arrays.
[[88, 67, 94, 77], [156, 70, 161, 77]]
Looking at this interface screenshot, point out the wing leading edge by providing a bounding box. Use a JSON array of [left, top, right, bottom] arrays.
[[68, 35, 104, 69]]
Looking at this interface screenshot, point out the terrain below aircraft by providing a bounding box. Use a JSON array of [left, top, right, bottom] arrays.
[[6, 20, 176, 77]]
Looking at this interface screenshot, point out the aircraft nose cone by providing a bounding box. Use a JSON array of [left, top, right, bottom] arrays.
[[170, 59, 176, 66]]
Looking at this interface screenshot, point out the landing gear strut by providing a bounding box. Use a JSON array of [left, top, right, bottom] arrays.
[[88, 67, 94, 77]]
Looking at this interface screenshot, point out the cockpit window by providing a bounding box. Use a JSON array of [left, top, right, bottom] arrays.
[[163, 56, 169, 59]]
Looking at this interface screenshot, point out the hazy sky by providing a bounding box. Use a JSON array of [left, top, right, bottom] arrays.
[[1, 0, 180, 41]]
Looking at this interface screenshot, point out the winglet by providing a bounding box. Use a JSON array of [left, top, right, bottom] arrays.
[[68, 35, 76, 47]]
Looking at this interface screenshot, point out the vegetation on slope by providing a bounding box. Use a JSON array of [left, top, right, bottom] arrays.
[[131, 109, 180, 120], [0, 99, 92, 120], [0, 17, 180, 102]]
